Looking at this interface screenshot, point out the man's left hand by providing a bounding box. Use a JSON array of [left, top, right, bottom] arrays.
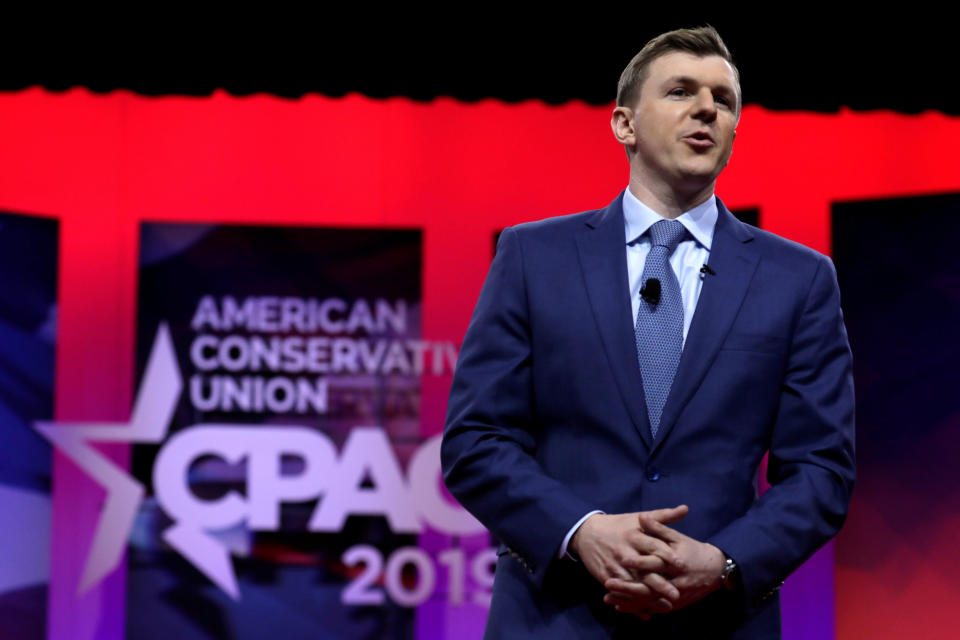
[[603, 511, 726, 616]]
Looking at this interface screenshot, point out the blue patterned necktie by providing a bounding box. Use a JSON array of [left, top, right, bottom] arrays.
[[635, 219, 686, 438]]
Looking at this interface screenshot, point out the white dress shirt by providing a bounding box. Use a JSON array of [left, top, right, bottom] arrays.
[[557, 188, 720, 559]]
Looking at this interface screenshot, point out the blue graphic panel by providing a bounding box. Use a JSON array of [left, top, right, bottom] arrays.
[[833, 193, 960, 634], [130, 223, 424, 640], [0, 210, 58, 639]]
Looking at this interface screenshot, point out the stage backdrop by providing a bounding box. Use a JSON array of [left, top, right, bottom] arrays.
[[0, 210, 58, 639], [832, 193, 960, 639], [0, 88, 958, 639]]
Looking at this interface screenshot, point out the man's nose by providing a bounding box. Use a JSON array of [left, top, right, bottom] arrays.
[[692, 89, 717, 122]]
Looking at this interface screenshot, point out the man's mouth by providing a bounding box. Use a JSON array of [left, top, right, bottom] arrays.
[[683, 131, 715, 149]]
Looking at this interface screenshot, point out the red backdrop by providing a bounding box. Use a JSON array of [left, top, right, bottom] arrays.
[[2, 88, 959, 638]]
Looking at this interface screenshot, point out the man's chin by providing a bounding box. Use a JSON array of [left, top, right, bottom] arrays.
[[673, 168, 721, 195], [677, 157, 724, 178]]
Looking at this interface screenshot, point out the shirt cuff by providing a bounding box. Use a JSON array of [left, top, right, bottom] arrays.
[[557, 510, 605, 560]]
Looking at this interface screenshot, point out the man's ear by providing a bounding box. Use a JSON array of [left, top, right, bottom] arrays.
[[611, 106, 636, 148]]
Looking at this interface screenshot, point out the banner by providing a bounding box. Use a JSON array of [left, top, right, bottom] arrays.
[[126, 222, 490, 639]]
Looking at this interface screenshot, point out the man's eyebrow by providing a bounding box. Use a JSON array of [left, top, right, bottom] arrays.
[[662, 75, 735, 91], [661, 75, 697, 86]]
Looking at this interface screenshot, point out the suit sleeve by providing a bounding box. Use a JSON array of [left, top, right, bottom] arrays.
[[707, 253, 856, 606], [441, 226, 595, 585]]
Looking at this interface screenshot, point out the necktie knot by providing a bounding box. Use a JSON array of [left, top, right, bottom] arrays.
[[649, 219, 686, 254]]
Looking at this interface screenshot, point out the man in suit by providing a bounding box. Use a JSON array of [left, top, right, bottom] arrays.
[[441, 26, 855, 638]]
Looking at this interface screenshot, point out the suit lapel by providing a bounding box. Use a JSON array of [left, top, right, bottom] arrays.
[[575, 193, 654, 450], [651, 200, 759, 453]]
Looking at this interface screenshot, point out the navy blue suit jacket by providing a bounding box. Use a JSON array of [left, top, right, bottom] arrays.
[[441, 193, 855, 639]]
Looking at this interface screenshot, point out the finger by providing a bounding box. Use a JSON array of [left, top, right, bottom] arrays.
[[604, 576, 679, 603], [651, 597, 674, 613], [621, 554, 667, 573], [604, 577, 653, 597], [641, 572, 680, 601], [642, 504, 689, 525], [627, 530, 679, 564], [638, 514, 685, 544], [604, 560, 634, 582], [605, 590, 643, 605]]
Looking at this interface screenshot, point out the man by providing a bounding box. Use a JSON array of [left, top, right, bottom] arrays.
[[441, 26, 855, 639]]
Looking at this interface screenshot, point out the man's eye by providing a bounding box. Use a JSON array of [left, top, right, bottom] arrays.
[[715, 95, 730, 106], [668, 88, 688, 97]]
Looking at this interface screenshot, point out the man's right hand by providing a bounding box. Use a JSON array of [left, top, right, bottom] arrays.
[[569, 505, 690, 617]]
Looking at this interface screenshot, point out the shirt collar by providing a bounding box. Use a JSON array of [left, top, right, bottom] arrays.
[[622, 188, 717, 250]]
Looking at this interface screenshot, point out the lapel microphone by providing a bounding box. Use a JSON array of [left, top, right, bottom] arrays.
[[640, 278, 661, 304], [700, 264, 716, 276]]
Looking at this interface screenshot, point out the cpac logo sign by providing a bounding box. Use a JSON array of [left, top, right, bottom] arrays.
[[36, 325, 482, 599]]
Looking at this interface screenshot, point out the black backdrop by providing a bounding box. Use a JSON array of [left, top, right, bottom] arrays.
[[3, 13, 956, 114]]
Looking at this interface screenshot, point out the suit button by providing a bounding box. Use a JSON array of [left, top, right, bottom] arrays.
[[646, 468, 661, 482]]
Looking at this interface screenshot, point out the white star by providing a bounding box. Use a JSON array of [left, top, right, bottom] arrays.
[[35, 323, 181, 594]]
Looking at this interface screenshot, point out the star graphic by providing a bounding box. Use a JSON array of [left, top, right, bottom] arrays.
[[35, 323, 181, 594]]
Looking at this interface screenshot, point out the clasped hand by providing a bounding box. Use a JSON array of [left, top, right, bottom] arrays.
[[568, 505, 725, 620]]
